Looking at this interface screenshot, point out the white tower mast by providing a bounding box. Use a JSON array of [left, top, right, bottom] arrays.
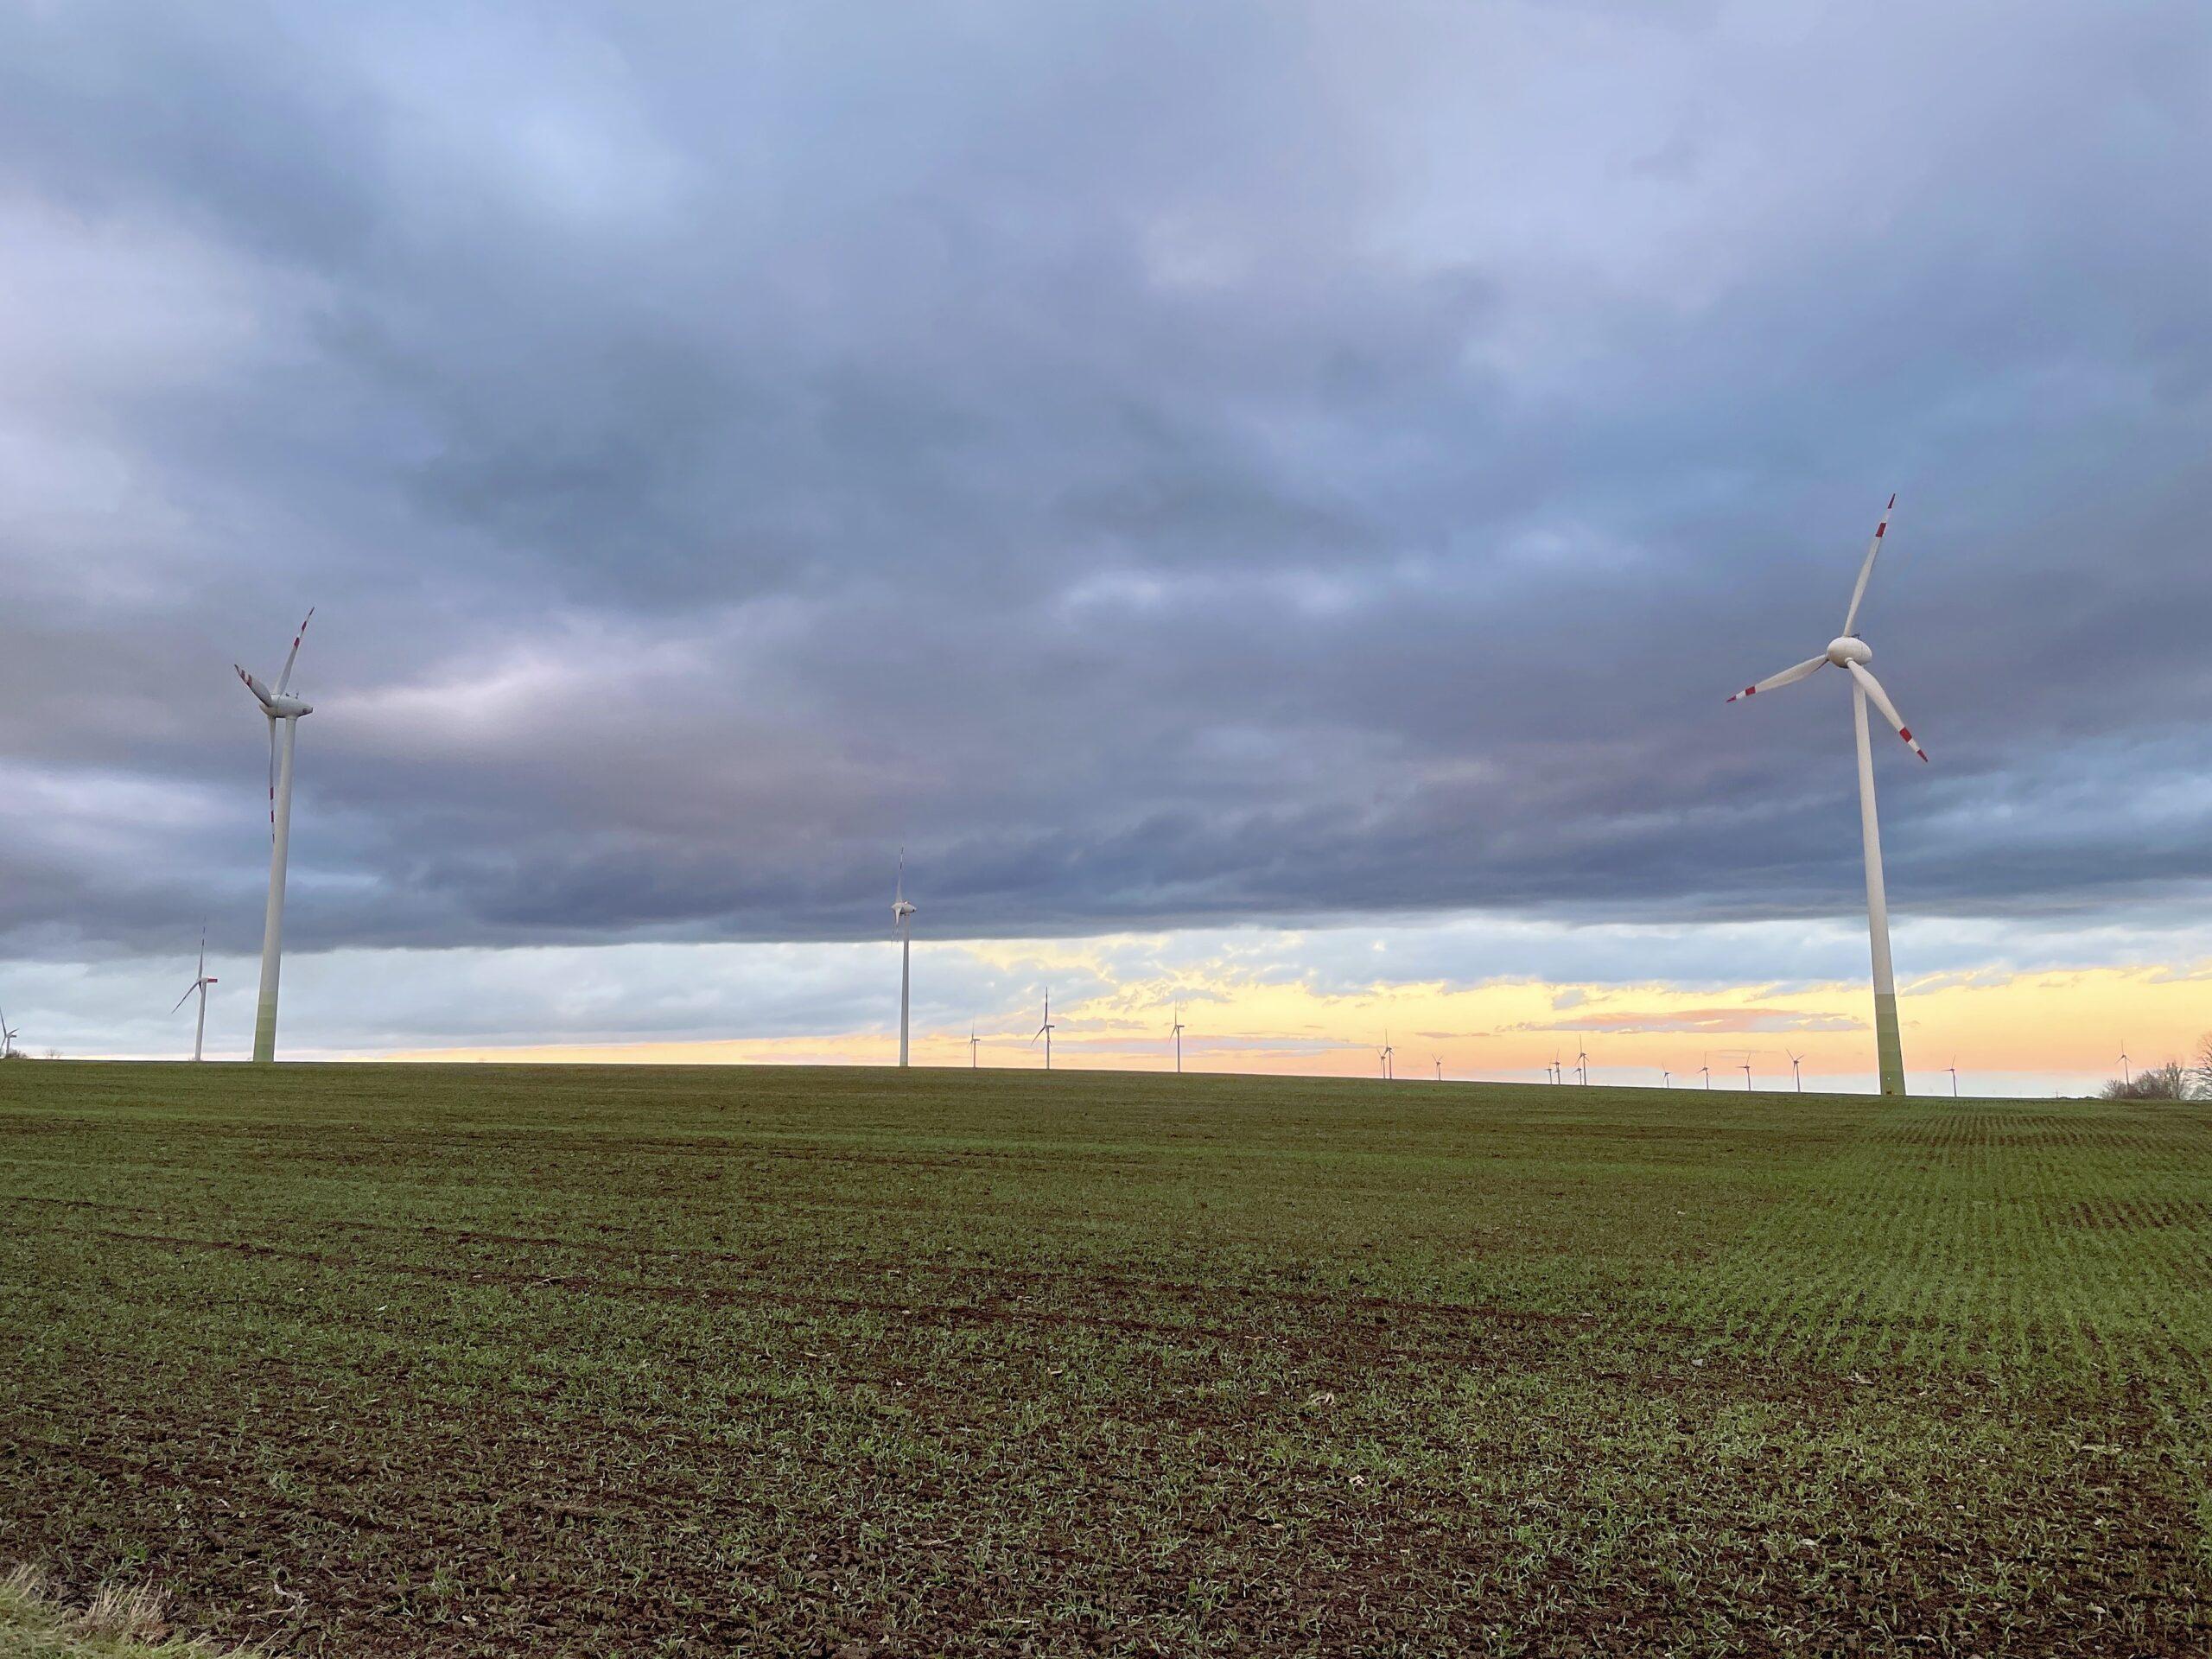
[[236, 611, 315, 1064]]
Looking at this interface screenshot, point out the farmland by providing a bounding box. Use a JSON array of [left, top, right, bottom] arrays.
[[2, 1063, 2208, 1656]]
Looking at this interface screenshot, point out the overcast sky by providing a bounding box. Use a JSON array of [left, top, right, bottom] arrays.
[[1, 2, 2207, 1069]]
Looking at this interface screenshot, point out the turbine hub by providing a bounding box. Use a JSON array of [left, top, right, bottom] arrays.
[[1825, 636, 1872, 667], [268, 696, 314, 718]]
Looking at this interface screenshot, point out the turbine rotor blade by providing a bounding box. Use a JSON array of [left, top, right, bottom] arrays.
[[1844, 661, 1928, 760], [236, 665, 276, 709], [1726, 656, 1826, 702], [171, 984, 197, 1014], [1841, 495, 1897, 638], [276, 608, 315, 696]]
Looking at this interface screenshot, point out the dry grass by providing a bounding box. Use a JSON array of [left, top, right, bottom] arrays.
[[0, 1567, 262, 1657]]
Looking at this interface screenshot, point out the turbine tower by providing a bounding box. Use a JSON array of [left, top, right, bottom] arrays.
[[1433, 1056, 1443, 1082], [1662, 1070, 1672, 1089], [893, 852, 916, 1067], [1378, 1033, 1394, 1080], [1169, 1004, 1185, 1074], [969, 1026, 981, 1069], [236, 610, 315, 1064], [1948, 1058, 1960, 1097], [172, 926, 219, 1062], [1033, 992, 1054, 1070], [1787, 1051, 1805, 1092], [1727, 497, 1926, 1096], [1574, 1042, 1590, 1086]]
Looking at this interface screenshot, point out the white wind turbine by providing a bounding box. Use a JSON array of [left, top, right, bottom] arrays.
[[0, 1006, 17, 1059], [969, 1026, 981, 1069], [1378, 1032, 1395, 1080], [172, 925, 219, 1062], [1727, 497, 1927, 1096], [1032, 991, 1054, 1070], [1662, 1069, 1673, 1089], [1169, 1004, 1185, 1074], [235, 610, 315, 1064], [1787, 1051, 1805, 1092], [1574, 1041, 1591, 1086], [893, 852, 916, 1068]]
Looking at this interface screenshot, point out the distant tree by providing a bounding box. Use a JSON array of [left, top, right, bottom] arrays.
[[2195, 1032, 2212, 1101], [2102, 1060, 2188, 1101]]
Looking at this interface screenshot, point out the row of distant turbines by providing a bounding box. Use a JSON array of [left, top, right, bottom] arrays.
[[200, 499, 1931, 1086]]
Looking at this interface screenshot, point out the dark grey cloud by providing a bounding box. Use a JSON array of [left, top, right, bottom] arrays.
[[1, 0, 2209, 969]]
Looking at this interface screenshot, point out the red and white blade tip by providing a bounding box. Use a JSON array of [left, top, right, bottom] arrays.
[[1726, 685, 1756, 703]]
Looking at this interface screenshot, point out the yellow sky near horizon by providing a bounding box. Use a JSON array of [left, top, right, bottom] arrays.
[[391, 958, 2212, 1091]]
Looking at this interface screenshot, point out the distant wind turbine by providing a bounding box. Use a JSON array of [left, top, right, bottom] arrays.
[[1433, 1056, 1443, 1082], [1169, 1004, 1185, 1074], [1551, 1052, 1563, 1085], [1700, 1062, 1713, 1090], [1727, 497, 1926, 1096], [172, 926, 219, 1062], [1948, 1058, 1961, 1097], [1032, 992, 1054, 1070], [1662, 1069, 1672, 1088], [1787, 1051, 1805, 1092], [969, 1026, 980, 1069], [893, 851, 916, 1068], [1740, 1061, 1753, 1091], [1574, 1041, 1590, 1087], [0, 1006, 16, 1059], [235, 610, 315, 1064], [2119, 1046, 2131, 1087]]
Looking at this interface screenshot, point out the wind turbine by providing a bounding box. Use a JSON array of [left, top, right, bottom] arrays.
[[969, 1026, 980, 1069], [1948, 1058, 1960, 1097], [1662, 1069, 1672, 1088], [1787, 1051, 1805, 1092], [1032, 992, 1054, 1070], [1378, 1032, 1395, 1080], [2119, 1046, 2131, 1088], [1727, 497, 1927, 1096], [1574, 1041, 1590, 1086], [1169, 1004, 1185, 1075], [1433, 1056, 1443, 1082], [0, 1006, 16, 1059], [893, 851, 916, 1068], [172, 926, 219, 1062], [1700, 1062, 1713, 1089], [1740, 1061, 1753, 1091], [235, 610, 315, 1064], [1550, 1052, 1563, 1085]]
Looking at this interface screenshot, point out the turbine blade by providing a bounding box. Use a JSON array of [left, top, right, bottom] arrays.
[[1840, 495, 1897, 637], [171, 984, 197, 1014], [1726, 656, 1826, 702], [276, 608, 315, 696], [1844, 661, 1928, 760], [236, 665, 276, 709]]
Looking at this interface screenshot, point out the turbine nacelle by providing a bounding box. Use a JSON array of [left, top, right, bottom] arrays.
[[1825, 636, 1872, 667], [235, 667, 313, 718]]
